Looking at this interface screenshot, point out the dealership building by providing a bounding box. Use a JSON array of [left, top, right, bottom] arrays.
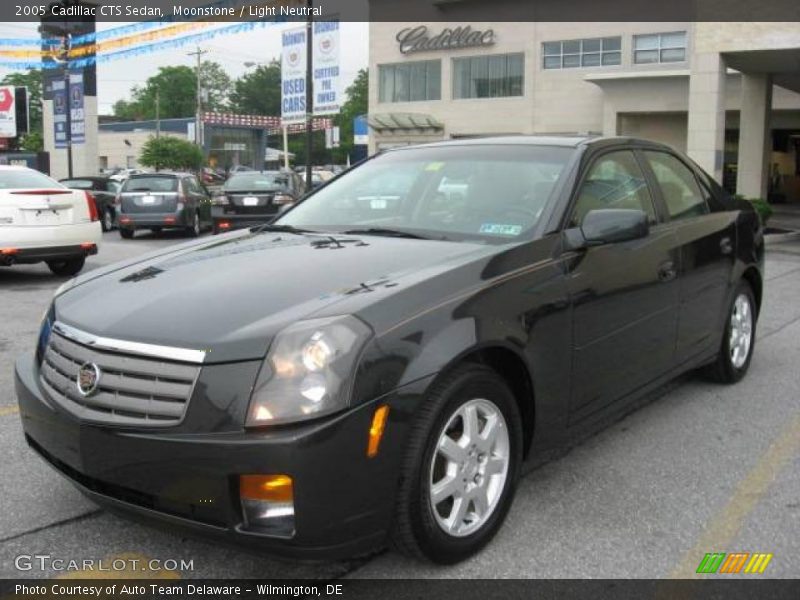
[[368, 21, 800, 201]]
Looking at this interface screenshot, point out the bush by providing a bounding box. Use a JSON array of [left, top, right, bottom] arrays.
[[735, 196, 773, 225], [139, 136, 204, 171]]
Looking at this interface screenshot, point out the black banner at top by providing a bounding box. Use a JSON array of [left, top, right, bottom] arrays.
[[2, 0, 800, 23]]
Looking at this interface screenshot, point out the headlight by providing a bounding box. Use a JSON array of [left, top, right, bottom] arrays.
[[246, 315, 372, 427]]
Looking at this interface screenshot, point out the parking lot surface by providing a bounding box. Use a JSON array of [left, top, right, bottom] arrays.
[[1, 230, 798, 579]]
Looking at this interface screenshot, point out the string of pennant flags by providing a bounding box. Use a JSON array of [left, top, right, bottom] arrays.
[[0, 20, 282, 70], [0, 0, 291, 70]]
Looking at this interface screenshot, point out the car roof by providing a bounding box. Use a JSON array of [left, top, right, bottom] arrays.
[[0, 165, 35, 171], [128, 172, 185, 178], [394, 135, 674, 152], [60, 176, 110, 181]]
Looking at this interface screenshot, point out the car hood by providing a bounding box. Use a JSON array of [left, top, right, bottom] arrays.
[[55, 230, 491, 363]]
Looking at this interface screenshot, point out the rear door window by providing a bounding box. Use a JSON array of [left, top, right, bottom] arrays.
[[644, 151, 710, 221]]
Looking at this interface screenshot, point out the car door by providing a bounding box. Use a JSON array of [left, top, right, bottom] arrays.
[[564, 149, 681, 422], [641, 150, 736, 364]]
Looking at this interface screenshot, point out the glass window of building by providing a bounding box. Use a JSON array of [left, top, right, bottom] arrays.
[[378, 60, 441, 103], [452, 53, 524, 99], [543, 37, 621, 69], [633, 31, 687, 64]]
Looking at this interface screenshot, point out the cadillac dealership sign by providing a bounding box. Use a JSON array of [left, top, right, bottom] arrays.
[[396, 25, 496, 54]]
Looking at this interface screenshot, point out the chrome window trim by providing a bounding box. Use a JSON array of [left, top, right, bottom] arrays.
[[52, 321, 206, 364]]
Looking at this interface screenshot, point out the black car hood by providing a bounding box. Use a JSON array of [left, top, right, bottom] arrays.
[[56, 230, 491, 363]]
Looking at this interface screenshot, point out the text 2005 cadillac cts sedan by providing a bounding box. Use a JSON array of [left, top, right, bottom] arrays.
[[16, 137, 763, 564]]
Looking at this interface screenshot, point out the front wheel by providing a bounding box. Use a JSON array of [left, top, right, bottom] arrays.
[[101, 209, 114, 232], [186, 212, 201, 237], [47, 256, 86, 277], [702, 281, 756, 383], [391, 364, 522, 564]]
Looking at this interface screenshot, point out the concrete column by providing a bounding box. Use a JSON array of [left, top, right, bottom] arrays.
[[687, 52, 726, 182], [601, 101, 618, 137], [736, 73, 772, 199]]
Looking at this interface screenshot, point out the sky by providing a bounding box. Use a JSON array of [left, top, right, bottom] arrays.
[[0, 21, 369, 115]]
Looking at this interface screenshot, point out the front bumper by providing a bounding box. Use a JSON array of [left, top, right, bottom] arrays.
[[15, 352, 429, 560]]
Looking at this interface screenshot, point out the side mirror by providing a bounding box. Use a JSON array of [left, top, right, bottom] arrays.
[[566, 209, 649, 249]]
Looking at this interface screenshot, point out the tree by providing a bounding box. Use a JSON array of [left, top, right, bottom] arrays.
[[139, 136, 204, 171], [1, 69, 43, 151], [228, 60, 281, 116], [113, 61, 230, 121], [332, 68, 368, 164]]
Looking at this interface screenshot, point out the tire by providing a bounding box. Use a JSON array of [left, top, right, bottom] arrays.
[[702, 281, 757, 383], [47, 256, 85, 277], [101, 209, 114, 232], [186, 213, 201, 237], [150, 227, 162, 235], [391, 364, 523, 564], [119, 228, 134, 239]]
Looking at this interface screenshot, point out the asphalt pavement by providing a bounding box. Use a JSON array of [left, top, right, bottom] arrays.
[[0, 229, 798, 579]]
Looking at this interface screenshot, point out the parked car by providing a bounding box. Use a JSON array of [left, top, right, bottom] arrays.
[[201, 167, 225, 185], [211, 170, 304, 234], [16, 137, 763, 564], [116, 172, 212, 239], [59, 176, 121, 232], [0, 166, 101, 276], [109, 168, 146, 182]]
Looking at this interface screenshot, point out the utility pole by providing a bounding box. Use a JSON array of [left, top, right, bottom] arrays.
[[304, 1, 313, 189], [155, 86, 160, 139], [61, 34, 73, 178], [187, 46, 207, 148]]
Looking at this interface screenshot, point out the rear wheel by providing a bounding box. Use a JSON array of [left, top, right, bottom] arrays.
[[119, 228, 134, 239], [391, 364, 522, 564], [186, 213, 201, 237], [47, 256, 85, 277], [702, 281, 756, 383]]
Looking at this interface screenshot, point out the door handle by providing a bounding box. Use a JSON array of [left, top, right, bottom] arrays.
[[720, 236, 733, 255], [658, 260, 677, 282]]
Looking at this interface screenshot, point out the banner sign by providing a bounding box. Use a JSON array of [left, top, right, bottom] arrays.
[[353, 114, 368, 145], [281, 26, 307, 124], [312, 21, 341, 116], [0, 86, 17, 138], [52, 79, 67, 149], [69, 71, 85, 145]]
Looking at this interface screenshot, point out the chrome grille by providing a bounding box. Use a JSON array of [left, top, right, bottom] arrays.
[[40, 328, 200, 428]]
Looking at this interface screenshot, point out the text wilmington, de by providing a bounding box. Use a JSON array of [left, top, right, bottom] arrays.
[[172, 5, 323, 18]]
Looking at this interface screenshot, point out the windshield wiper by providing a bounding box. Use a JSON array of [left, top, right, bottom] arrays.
[[252, 223, 318, 235], [341, 227, 429, 240]]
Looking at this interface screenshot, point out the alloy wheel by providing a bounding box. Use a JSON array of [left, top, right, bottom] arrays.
[[730, 293, 753, 369], [429, 398, 510, 537]]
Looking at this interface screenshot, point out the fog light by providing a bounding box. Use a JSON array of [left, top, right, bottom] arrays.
[[239, 475, 295, 537]]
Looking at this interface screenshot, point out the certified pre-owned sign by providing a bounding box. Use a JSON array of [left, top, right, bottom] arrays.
[[396, 25, 495, 55], [0, 86, 16, 138]]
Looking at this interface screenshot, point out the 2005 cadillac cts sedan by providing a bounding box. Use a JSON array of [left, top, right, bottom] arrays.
[[15, 136, 763, 564]]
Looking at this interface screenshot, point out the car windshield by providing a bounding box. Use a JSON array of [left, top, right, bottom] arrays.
[[121, 176, 178, 193], [0, 169, 63, 190], [60, 179, 95, 190], [277, 144, 573, 242], [225, 173, 288, 192]]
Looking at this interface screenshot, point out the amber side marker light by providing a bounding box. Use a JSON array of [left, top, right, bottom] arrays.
[[367, 405, 390, 458], [240, 474, 293, 503]]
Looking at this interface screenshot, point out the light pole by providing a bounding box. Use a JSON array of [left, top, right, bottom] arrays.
[[187, 46, 207, 148], [304, 0, 313, 189]]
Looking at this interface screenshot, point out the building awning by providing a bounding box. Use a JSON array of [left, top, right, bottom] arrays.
[[367, 113, 444, 133]]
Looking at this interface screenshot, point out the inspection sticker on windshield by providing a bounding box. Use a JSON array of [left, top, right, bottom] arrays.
[[479, 223, 523, 236], [425, 161, 445, 171]]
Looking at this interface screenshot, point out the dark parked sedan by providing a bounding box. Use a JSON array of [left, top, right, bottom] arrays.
[[211, 170, 303, 234], [15, 137, 763, 564], [116, 172, 211, 239], [59, 176, 122, 232]]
